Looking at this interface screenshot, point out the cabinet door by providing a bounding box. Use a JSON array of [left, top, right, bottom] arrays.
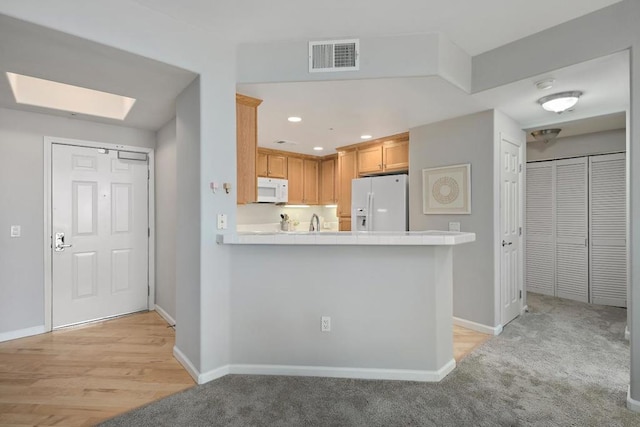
[[256, 151, 268, 177], [287, 157, 304, 204], [319, 158, 336, 205], [339, 217, 351, 231], [268, 154, 288, 178], [383, 139, 409, 172], [236, 97, 259, 204], [337, 150, 357, 218], [358, 145, 383, 175], [303, 159, 319, 204]]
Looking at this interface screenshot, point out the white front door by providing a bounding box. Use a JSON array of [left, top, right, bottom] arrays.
[[500, 135, 523, 326], [52, 143, 149, 328]]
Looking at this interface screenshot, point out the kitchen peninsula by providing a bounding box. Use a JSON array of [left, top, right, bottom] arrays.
[[218, 230, 475, 382]]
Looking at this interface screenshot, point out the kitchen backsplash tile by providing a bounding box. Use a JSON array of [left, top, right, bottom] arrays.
[[237, 204, 338, 232]]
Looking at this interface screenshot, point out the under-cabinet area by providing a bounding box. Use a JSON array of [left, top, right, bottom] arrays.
[[526, 153, 627, 307]]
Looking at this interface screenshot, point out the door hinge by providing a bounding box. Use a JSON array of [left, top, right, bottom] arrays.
[[148, 227, 151, 237], [519, 164, 523, 172], [519, 290, 522, 299], [519, 227, 522, 236], [148, 285, 150, 296], [147, 170, 150, 179]]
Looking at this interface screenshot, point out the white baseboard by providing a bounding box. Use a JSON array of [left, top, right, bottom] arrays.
[[173, 346, 201, 383], [454, 317, 503, 336], [154, 305, 175, 326], [199, 365, 231, 384], [625, 325, 630, 341], [0, 325, 47, 343], [521, 305, 529, 314], [226, 359, 456, 383], [628, 385, 640, 412]]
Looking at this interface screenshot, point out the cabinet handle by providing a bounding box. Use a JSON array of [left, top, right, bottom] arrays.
[[378, 163, 382, 169]]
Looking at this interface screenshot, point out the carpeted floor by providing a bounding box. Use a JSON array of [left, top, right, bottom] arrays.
[[100, 293, 640, 426]]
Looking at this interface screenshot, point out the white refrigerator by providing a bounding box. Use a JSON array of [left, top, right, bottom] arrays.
[[351, 174, 408, 232]]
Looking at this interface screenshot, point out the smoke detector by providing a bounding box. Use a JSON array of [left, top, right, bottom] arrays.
[[531, 128, 561, 144]]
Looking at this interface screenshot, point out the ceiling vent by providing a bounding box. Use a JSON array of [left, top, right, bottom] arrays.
[[309, 39, 359, 73]]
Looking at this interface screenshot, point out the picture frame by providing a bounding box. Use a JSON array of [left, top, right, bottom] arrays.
[[422, 163, 471, 214]]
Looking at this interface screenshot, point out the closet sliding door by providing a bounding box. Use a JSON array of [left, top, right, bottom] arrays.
[[555, 157, 589, 303], [525, 162, 555, 296], [589, 153, 627, 307]]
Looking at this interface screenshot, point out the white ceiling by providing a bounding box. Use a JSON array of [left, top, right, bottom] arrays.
[[0, 14, 197, 131], [239, 50, 629, 156]]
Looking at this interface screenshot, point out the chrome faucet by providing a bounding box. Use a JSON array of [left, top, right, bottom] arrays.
[[309, 213, 320, 232]]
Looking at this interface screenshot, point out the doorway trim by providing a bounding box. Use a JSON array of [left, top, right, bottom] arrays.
[[43, 136, 156, 332]]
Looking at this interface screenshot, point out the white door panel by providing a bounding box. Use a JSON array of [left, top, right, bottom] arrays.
[[500, 136, 522, 326], [52, 144, 148, 328]]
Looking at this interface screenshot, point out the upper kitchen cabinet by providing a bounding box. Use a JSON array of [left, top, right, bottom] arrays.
[[319, 155, 337, 205], [236, 93, 262, 204], [355, 133, 409, 176], [257, 149, 288, 179], [303, 159, 319, 205], [287, 156, 304, 204]]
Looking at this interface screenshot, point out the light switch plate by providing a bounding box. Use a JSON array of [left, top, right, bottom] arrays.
[[448, 222, 461, 232], [10, 225, 21, 237], [217, 214, 228, 230]]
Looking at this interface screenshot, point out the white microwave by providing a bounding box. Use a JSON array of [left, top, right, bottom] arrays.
[[257, 177, 288, 203]]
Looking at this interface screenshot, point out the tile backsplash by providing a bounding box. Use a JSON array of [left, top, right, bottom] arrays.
[[237, 204, 338, 232]]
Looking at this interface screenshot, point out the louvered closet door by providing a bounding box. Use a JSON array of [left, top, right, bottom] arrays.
[[589, 153, 627, 307], [555, 158, 589, 303], [525, 162, 555, 296]]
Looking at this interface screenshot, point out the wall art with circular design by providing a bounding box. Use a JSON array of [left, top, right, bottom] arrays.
[[422, 163, 471, 214]]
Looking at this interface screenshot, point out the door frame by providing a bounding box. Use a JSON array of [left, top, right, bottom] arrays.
[[496, 133, 525, 326], [43, 136, 155, 332]]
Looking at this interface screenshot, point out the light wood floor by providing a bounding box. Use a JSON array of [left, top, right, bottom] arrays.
[[0, 311, 195, 427], [0, 313, 490, 426]]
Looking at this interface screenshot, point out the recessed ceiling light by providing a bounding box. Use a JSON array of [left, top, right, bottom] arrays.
[[288, 116, 302, 122], [537, 91, 583, 113], [360, 134, 372, 139], [6, 72, 136, 120], [313, 146, 324, 151]]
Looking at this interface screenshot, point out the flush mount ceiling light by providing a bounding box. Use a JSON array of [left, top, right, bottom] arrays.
[[6, 72, 136, 120], [313, 146, 324, 151], [360, 134, 372, 140], [287, 116, 302, 122], [537, 91, 583, 113], [531, 128, 561, 144]]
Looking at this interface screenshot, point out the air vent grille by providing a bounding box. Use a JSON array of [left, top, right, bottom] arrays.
[[309, 39, 359, 73]]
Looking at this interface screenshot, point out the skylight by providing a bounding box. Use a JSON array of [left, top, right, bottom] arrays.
[[6, 72, 136, 120]]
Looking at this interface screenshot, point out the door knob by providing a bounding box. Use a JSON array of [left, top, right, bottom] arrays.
[[54, 232, 73, 252], [502, 240, 512, 247]]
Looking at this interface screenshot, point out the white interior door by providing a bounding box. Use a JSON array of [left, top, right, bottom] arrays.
[[589, 153, 627, 307], [555, 157, 589, 303], [525, 161, 556, 296], [500, 136, 523, 326], [52, 144, 149, 328]]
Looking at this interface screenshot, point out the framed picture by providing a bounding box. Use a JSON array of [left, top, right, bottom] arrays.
[[422, 163, 471, 214]]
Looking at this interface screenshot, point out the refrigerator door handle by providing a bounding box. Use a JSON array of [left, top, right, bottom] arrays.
[[367, 192, 373, 232]]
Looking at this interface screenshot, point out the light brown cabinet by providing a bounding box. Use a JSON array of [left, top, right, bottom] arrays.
[[287, 157, 304, 204], [319, 156, 337, 205], [357, 135, 409, 176], [236, 93, 262, 204], [257, 150, 287, 178], [337, 149, 357, 228], [339, 217, 352, 232], [303, 159, 319, 204]]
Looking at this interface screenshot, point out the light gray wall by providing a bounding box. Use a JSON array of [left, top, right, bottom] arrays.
[[229, 245, 453, 371], [409, 110, 496, 327], [527, 129, 626, 162], [0, 107, 155, 335], [175, 79, 201, 369], [155, 118, 177, 321]]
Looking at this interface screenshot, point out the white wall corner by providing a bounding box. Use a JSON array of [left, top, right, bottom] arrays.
[[173, 345, 201, 384], [628, 385, 640, 412], [154, 305, 176, 326], [436, 34, 472, 93], [0, 325, 47, 343], [454, 317, 503, 336]]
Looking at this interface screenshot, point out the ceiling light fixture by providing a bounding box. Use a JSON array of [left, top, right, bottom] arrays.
[[537, 91, 583, 113], [313, 146, 324, 151], [531, 128, 561, 144], [288, 116, 302, 122], [6, 72, 136, 120], [360, 134, 372, 140]]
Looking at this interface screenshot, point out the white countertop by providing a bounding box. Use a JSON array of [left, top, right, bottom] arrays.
[[216, 230, 476, 245]]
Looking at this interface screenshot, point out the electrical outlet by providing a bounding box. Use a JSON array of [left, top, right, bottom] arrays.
[[321, 316, 331, 332], [448, 222, 461, 232], [10, 225, 21, 237], [217, 214, 228, 230]]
